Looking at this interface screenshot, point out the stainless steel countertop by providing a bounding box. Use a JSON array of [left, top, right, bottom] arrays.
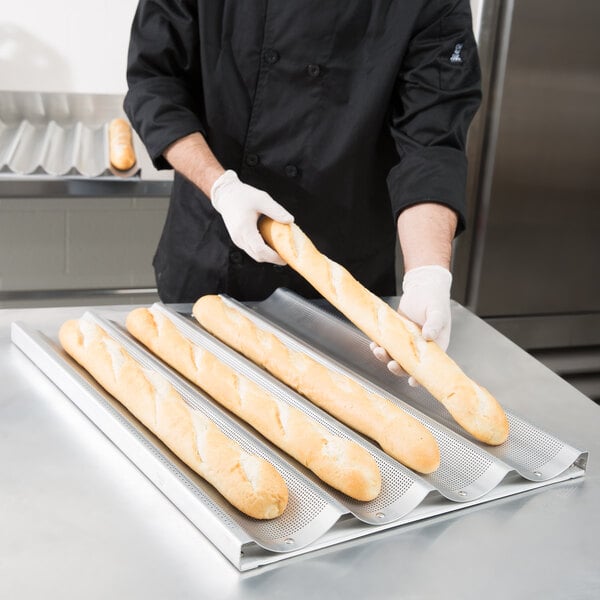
[[1, 302, 599, 600], [0, 176, 172, 198]]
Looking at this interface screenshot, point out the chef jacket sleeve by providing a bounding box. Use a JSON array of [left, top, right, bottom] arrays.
[[124, 0, 205, 170], [387, 0, 482, 234]]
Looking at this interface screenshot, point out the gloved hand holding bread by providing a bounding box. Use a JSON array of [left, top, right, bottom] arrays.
[[371, 265, 453, 385], [211, 170, 294, 265], [258, 218, 510, 446]]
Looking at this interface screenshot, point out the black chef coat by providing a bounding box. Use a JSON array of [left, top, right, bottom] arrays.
[[124, 0, 481, 303]]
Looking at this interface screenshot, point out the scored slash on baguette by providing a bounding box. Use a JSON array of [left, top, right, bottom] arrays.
[[193, 295, 441, 474], [59, 315, 288, 520], [259, 218, 510, 446], [126, 306, 382, 502]]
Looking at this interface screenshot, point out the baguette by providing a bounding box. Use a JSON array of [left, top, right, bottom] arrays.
[[126, 306, 382, 501], [59, 315, 288, 519], [259, 218, 510, 446], [193, 295, 440, 473], [108, 118, 136, 171]]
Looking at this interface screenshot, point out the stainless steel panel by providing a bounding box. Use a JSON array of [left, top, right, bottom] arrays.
[[452, 0, 508, 304], [486, 313, 600, 349], [0, 177, 172, 198], [460, 0, 600, 317]]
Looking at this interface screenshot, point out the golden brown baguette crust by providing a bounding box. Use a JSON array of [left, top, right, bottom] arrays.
[[59, 316, 288, 519], [108, 118, 136, 171], [126, 306, 382, 501], [193, 295, 440, 473], [259, 218, 510, 446]]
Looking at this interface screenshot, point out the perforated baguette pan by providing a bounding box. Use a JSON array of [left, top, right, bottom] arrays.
[[212, 296, 515, 502], [11, 318, 349, 566], [0, 119, 139, 178], [250, 289, 588, 482], [151, 303, 435, 524], [10, 291, 587, 571]]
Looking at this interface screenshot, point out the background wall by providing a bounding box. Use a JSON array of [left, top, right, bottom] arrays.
[[0, 0, 138, 94], [0, 1, 485, 94], [0, 0, 484, 308], [0, 1, 166, 308]]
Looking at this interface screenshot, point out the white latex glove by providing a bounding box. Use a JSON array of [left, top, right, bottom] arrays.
[[370, 265, 452, 385], [211, 170, 294, 265]]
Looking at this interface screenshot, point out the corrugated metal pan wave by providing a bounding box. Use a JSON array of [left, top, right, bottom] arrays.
[[0, 91, 139, 178]]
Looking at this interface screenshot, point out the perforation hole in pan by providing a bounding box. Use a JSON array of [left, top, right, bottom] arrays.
[[489, 414, 568, 476], [253, 289, 583, 483], [87, 313, 344, 551], [500, 417, 562, 466], [155, 305, 433, 525], [221, 296, 510, 501], [427, 433, 495, 491]]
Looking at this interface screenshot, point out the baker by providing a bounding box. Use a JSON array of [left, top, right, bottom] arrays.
[[124, 0, 481, 376]]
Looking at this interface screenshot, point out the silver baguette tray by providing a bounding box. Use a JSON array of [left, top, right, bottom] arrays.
[[10, 290, 588, 571], [0, 119, 139, 178], [0, 91, 139, 178]]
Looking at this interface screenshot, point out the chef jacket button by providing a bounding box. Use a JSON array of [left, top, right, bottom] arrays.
[[263, 49, 280, 65], [230, 250, 243, 264], [245, 153, 259, 167], [285, 164, 299, 178], [306, 64, 321, 78]]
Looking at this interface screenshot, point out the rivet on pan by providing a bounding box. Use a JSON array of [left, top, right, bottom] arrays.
[[458, 491, 467, 497], [284, 538, 295, 545], [534, 471, 542, 477], [376, 512, 385, 519]]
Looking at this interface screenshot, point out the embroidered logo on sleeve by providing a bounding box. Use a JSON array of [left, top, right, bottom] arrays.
[[450, 43, 464, 64]]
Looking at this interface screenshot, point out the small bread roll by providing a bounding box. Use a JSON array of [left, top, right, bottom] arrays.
[[108, 118, 136, 171]]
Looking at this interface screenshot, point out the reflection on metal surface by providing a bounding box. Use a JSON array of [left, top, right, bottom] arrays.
[[0, 288, 160, 310], [454, 0, 600, 356], [453, 0, 513, 308], [0, 91, 139, 178]]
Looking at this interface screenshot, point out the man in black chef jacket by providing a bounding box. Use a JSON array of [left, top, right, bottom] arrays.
[[124, 0, 481, 377]]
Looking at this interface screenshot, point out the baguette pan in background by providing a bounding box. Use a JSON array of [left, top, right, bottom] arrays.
[[126, 306, 382, 502], [108, 118, 136, 171], [259, 218, 510, 446], [193, 295, 440, 474], [59, 315, 288, 519]]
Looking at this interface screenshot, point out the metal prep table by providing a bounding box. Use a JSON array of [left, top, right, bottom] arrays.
[[1, 299, 599, 600]]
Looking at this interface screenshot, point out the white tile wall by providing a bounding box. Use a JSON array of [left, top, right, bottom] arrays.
[[1, 0, 483, 95], [0, 196, 168, 292]]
